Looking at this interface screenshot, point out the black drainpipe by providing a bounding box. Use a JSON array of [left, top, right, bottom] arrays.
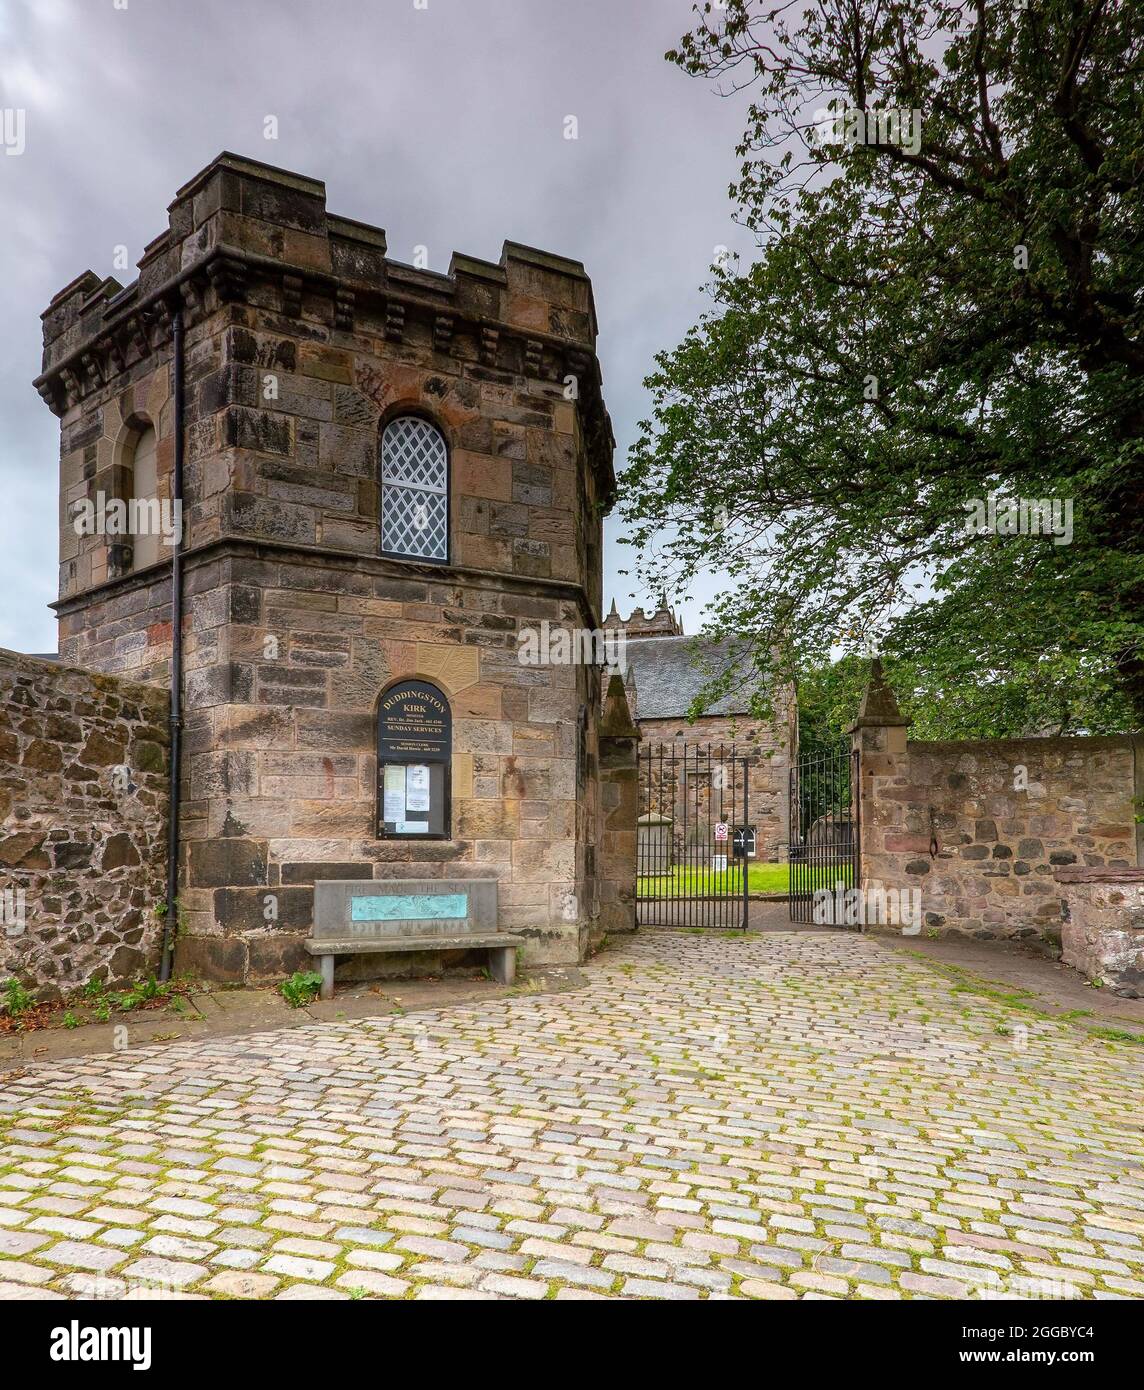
[[160, 305, 185, 982]]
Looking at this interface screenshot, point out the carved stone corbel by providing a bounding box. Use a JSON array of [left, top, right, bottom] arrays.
[[128, 316, 150, 360], [566, 349, 592, 399], [36, 379, 65, 416], [335, 287, 354, 333], [105, 334, 126, 375], [147, 298, 173, 348], [384, 300, 405, 343], [207, 255, 246, 304], [79, 352, 104, 393], [180, 275, 206, 324], [282, 273, 303, 319], [433, 313, 454, 354]]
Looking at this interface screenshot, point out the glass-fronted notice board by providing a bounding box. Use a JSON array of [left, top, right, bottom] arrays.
[[377, 680, 451, 837]]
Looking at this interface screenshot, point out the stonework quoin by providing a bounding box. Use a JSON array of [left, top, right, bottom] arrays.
[[0, 649, 169, 998], [35, 152, 617, 985]]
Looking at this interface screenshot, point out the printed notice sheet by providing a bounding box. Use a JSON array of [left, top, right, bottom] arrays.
[[383, 765, 406, 823], [405, 764, 431, 812]]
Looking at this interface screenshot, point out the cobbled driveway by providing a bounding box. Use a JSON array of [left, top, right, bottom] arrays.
[[2, 930, 1143, 1301]]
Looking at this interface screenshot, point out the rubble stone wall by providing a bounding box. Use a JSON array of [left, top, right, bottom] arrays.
[[0, 648, 169, 999], [855, 726, 1140, 942]]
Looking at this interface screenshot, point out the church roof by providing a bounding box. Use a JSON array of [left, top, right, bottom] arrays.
[[623, 635, 760, 719]]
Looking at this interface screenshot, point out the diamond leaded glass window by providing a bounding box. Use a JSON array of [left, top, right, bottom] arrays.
[[381, 417, 448, 561]]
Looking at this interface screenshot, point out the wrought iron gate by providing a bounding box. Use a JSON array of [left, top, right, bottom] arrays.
[[788, 742, 860, 924], [637, 743, 750, 929]]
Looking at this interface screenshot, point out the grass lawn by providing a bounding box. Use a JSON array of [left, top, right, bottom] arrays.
[[637, 861, 855, 897], [638, 861, 792, 896]]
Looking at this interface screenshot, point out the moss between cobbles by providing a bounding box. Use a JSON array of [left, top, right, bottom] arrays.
[[1089, 1025, 1144, 1044], [907, 952, 1144, 1049], [2, 996, 1134, 1302], [0, 1173, 1102, 1303]]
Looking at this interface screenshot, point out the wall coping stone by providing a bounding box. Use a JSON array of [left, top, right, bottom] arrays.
[[909, 734, 1137, 754], [0, 644, 170, 714]]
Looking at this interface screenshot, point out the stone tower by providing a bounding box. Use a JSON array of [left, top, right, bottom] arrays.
[[36, 152, 617, 983]]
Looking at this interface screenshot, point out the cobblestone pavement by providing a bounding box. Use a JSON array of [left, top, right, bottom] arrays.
[[2, 930, 1143, 1301]]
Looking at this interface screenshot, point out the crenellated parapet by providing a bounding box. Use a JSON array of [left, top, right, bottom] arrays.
[[35, 152, 614, 497], [41, 151, 616, 635]]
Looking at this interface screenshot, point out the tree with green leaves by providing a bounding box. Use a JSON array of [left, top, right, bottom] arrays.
[[621, 0, 1144, 736]]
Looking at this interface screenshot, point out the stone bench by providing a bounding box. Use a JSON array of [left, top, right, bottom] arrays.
[[307, 879, 520, 1000]]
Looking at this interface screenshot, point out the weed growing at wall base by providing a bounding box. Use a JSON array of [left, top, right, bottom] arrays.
[[280, 970, 323, 1008]]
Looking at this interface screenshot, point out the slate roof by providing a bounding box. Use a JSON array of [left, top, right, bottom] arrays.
[[623, 636, 760, 719]]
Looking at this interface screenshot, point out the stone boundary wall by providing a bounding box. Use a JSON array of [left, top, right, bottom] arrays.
[[0, 648, 169, 999], [856, 720, 1141, 943]]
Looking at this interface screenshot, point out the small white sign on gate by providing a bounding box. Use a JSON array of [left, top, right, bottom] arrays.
[[714, 822, 729, 842]]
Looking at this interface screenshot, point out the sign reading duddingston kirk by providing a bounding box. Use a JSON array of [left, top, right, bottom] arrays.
[[376, 680, 452, 839]]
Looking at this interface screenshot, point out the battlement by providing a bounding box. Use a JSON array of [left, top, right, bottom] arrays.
[[41, 153, 614, 648], [36, 152, 607, 449], [604, 599, 683, 638]]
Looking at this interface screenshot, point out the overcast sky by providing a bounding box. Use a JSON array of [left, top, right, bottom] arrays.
[[0, 0, 755, 653]]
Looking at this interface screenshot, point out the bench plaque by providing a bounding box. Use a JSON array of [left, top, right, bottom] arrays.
[[350, 894, 469, 922], [307, 878, 519, 998]]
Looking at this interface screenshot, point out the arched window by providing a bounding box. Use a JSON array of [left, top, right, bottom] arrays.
[[381, 417, 448, 562], [128, 422, 160, 571], [377, 679, 451, 839]]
